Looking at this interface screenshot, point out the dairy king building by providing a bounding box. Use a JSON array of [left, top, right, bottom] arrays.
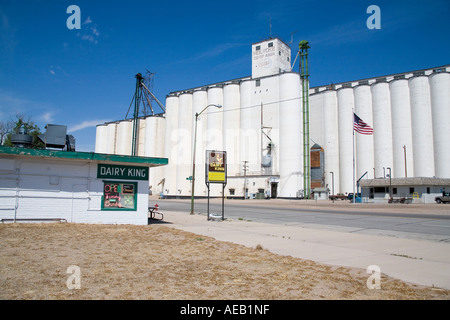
[[0, 146, 167, 225]]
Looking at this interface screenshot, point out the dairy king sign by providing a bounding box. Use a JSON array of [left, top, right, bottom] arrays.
[[97, 164, 149, 181]]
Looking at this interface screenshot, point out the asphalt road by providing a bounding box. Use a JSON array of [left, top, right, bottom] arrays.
[[155, 199, 450, 242]]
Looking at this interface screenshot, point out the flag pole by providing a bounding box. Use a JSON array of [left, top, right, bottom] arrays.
[[352, 111, 356, 204]]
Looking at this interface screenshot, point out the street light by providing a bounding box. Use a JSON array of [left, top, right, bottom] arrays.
[[190, 104, 222, 215]]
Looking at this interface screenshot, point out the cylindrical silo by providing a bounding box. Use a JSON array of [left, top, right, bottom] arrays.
[[239, 80, 253, 197], [95, 124, 107, 154], [354, 84, 374, 180], [309, 93, 323, 148], [409, 76, 435, 177], [192, 89, 208, 197], [105, 122, 117, 154], [116, 119, 133, 155], [223, 83, 240, 177], [322, 90, 340, 195], [389, 79, 414, 178], [337, 87, 354, 195], [176, 92, 193, 196], [371, 81, 393, 179], [145, 115, 166, 196], [163, 95, 179, 196], [206, 86, 224, 151], [429, 72, 450, 178], [239, 80, 258, 181], [278, 72, 303, 198], [137, 118, 146, 156], [206, 86, 224, 196]]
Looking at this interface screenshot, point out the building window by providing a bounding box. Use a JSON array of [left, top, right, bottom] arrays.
[[409, 187, 415, 194], [279, 51, 281, 56], [229, 188, 235, 195], [374, 187, 385, 193], [256, 79, 261, 87], [287, 57, 290, 62], [102, 181, 137, 211], [256, 45, 261, 50], [393, 188, 397, 195], [268, 42, 273, 47], [427, 187, 430, 194]]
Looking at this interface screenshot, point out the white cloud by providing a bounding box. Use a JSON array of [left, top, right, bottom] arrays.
[[39, 112, 54, 123], [83, 16, 93, 25], [77, 17, 100, 44], [68, 119, 111, 133]]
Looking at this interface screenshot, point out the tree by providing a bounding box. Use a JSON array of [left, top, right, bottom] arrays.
[[2, 114, 45, 149]]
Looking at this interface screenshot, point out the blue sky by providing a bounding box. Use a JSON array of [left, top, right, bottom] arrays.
[[1, 0, 449, 152]]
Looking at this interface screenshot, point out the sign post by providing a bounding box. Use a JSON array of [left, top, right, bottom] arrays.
[[205, 150, 227, 220]]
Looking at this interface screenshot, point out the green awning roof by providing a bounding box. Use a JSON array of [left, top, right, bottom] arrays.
[[0, 146, 168, 167]]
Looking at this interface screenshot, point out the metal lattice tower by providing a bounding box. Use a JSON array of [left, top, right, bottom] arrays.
[[299, 40, 311, 199], [126, 72, 166, 156]]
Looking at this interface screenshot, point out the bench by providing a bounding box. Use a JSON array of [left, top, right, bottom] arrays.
[[148, 204, 163, 221]]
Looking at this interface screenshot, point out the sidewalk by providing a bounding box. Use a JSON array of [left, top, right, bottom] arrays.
[[161, 209, 450, 290]]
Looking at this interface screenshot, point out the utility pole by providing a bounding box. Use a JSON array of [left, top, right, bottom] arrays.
[[243, 161, 248, 200]]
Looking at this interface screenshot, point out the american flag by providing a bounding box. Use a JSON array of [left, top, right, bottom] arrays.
[[353, 113, 373, 135]]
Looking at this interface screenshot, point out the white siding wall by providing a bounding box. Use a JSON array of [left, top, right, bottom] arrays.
[[0, 157, 149, 225]]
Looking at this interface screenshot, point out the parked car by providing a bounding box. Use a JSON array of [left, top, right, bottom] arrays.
[[435, 192, 450, 204]]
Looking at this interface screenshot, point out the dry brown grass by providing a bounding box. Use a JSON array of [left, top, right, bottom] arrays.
[[1, 223, 449, 300]]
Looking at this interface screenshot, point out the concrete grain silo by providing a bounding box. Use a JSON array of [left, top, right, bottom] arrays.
[[105, 122, 117, 154], [354, 83, 374, 180], [95, 124, 107, 154], [278, 72, 303, 198], [116, 119, 132, 156], [371, 80, 393, 179], [223, 82, 240, 176], [163, 95, 179, 196], [389, 77, 414, 178], [429, 71, 450, 178], [176, 92, 193, 195], [409, 75, 435, 177], [192, 89, 208, 197], [322, 90, 340, 195], [337, 86, 355, 194]]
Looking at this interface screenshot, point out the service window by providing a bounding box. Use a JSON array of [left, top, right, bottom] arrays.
[[102, 181, 137, 210]]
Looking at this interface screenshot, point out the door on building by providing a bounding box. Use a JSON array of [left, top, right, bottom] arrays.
[[271, 182, 278, 198]]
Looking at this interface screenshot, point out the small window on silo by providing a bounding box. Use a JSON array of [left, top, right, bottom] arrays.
[[256, 79, 261, 87], [256, 45, 261, 50], [268, 42, 273, 47]]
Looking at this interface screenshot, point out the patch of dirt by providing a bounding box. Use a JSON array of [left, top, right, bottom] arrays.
[[0, 223, 449, 300]]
